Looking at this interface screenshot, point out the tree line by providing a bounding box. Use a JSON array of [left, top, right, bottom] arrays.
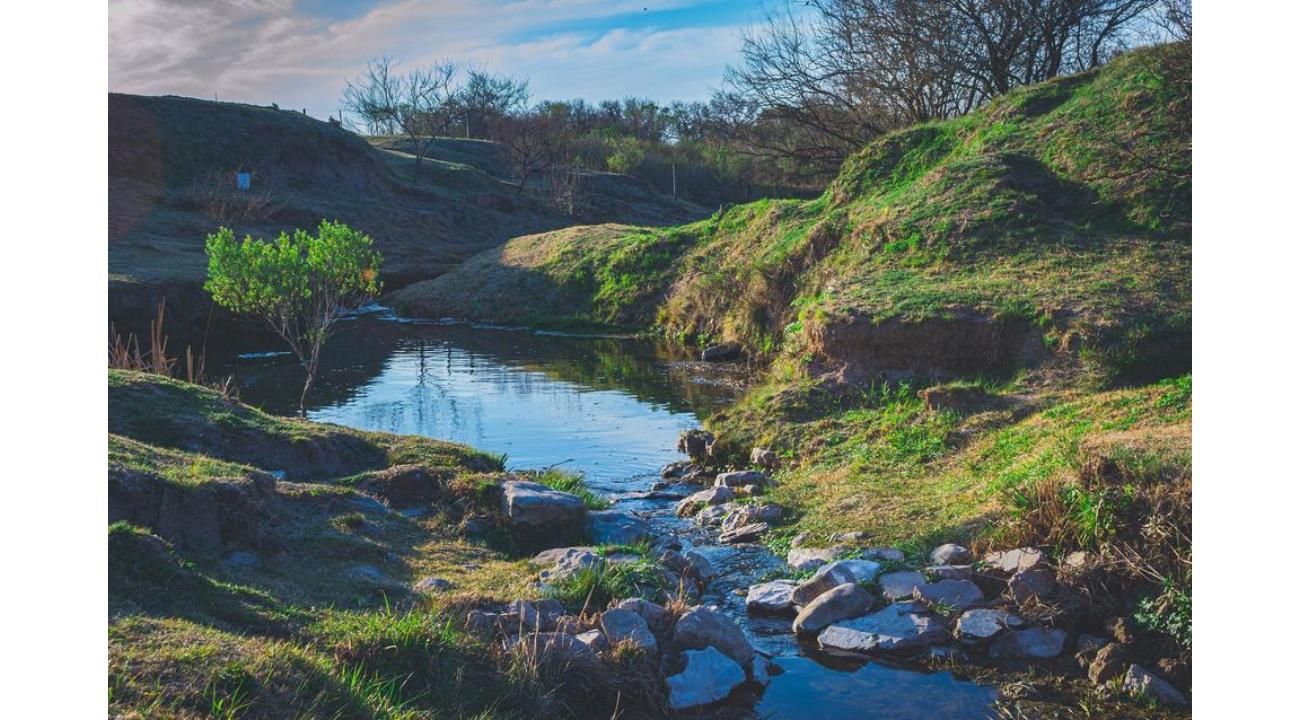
[[341, 0, 1190, 203]]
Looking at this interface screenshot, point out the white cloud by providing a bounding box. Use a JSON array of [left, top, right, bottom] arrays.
[[108, 0, 744, 114]]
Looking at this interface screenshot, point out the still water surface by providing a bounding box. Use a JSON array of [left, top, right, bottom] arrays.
[[212, 309, 995, 719]]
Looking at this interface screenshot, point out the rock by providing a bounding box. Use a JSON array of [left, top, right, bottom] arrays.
[[1123, 664, 1188, 706], [912, 579, 984, 611], [790, 532, 813, 548], [787, 545, 846, 572], [501, 480, 586, 529], [695, 503, 733, 527], [666, 647, 746, 710], [1156, 657, 1191, 689], [930, 543, 973, 565], [983, 547, 1047, 574], [677, 429, 716, 462], [615, 598, 672, 633], [584, 509, 650, 545], [792, 583, 875, 635], [860, 547, 906, 563], [721, 503, 783, 531], [750, 447, 779, 470], [1089, 643, 1129, 685], [537, 548, 604, 585], [507, 599, 566, 632], [661, 461, 693, 479], [955, 608, 1019, 643], [676, 486, 735, 517], [715, 470, 769, 488], [989, 628, 1068, 659], [879, 571, 927, 602], [345, 565, 392, 585], [791, 559, 883, 605], [832, 531, 870, 544], [506, 632, 593, 661], [1008, 568, 1057, 604], [745, 580, 799, 614], [1105, 616, 1139, 644], [357, 464, 445, 508], [414, 577, 453, 593], [574, 629, 608, 652], [749, 656, 772, 686], [1076, 633, 1108, 654], [600, 608, 657, 653], [927, 564, 973, 580], [1062, 550, 1094, 571], [532, 546, 597, 567], [701, 342, 743, 363], [719, 522, 770, 544], [659, 550, 715, 587], [817, 602, 949, 654], [673, 606, 755, 665]]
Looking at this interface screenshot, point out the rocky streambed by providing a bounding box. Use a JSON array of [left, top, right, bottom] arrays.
[[440, 430, 1190, 717]]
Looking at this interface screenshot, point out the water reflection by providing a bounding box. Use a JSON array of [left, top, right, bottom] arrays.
[[208, 314, 737, 489], [757, 656, 997, 720]]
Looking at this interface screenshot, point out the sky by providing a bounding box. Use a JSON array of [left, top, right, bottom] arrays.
[[108, 0, 774, 121]]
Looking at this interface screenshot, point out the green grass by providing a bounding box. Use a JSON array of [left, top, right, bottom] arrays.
[[531, 468, 609, 510], [542, 559, 667, 613], [397, 43, 1190, 387]]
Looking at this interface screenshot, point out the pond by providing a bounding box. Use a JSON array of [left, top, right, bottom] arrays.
[[210, 308, 996, 719]]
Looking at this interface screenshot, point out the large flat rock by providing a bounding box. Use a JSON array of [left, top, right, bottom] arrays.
[[501, 480, 586, 529], [817, 602, 949, 654], [666, 647, 746, 710]]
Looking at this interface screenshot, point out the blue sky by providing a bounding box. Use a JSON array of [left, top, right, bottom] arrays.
[[109, 0, 774, 120]]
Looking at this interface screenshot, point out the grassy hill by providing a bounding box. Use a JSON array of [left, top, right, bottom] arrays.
[[108, 93, 707, 333], [388, 43, 1193, 652], [391, 42, 1190, 386]]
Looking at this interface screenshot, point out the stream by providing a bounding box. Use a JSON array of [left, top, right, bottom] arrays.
[[212, 309, 997, 719]]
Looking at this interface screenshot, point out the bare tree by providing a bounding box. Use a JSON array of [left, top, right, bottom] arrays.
[[496, 112, 566, 194], [724, 0, 1161, 174], [342, 56, 457, 182], [454, 68, 530, 139]]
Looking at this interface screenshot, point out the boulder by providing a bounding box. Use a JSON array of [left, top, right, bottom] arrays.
[[695, 503, 733, 527], [721, 503, 783, 531], [1088, 643, 1129, 685], [537, 548, 604, 585], [615, 598, 672, 633], [927, 564, 973, 580], [1008, 568, 1057, 604], [860, 547, 906, 563], [787, 545, 846, 572], [677, 429, 716, 462], [501, 480, 586, 529], [507, 599, 566, 632], [506, 632, 593, 661], [719, 522, 769, 544], [750, 447, 779, 469], [661, 461, 693, 479], [584, 509, 650, 546], [817, 602, 949, 654], [672, 606, 755, 666], [930, 543, 973, 565], [791, 559, 883, 605], [701, 342, 744, 362], [983, 547, 1047, 575], [954, 608, 1019, 643], [413, 577, 454, 593], [1123, 664, 1188, 707], [715, 470, 769, 488], [745, 580, 799, 614], [659, 550, 715, 587], [665, 647, 746, 710], [574, 629, 609, 652], [792, 583, 875, 635], [912, 579, 984, 611], [532, 546, 597, 567], [345, 565, 393, 585], [879, 571, 926, 602], [600, 608, 657, 654], [676, 486, 735, 517], [988, 628, 1068, 659]]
